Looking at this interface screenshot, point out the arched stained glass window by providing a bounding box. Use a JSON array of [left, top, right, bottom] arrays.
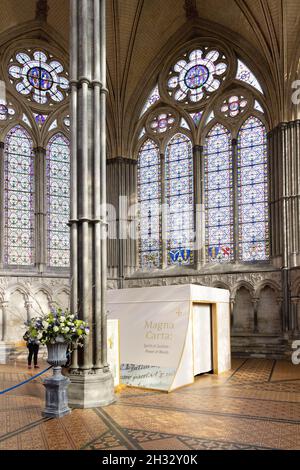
[[165, 133, 194, 265], [237, 116, 269, 261], [138, 139, 161, 269], [204, 124, 233, 262], [4, 125, 35, 265], [136, 47, 270, 270], [46, 133, 70, 267]]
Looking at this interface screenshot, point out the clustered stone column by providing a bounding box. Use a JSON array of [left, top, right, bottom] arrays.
[[68, 0, 115, 408], [269, 120, 300, 335], [107, 157, 137, 286], [0, 301, 8, 342]]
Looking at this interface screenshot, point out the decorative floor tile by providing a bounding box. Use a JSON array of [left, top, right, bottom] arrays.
[[1, 358, 300, 450]]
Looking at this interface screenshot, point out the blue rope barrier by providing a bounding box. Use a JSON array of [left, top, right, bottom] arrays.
[[0, 365, 53, 395]]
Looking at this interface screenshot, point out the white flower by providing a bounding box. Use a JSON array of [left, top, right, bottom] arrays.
[[60, 316, 66, 322], [53, 326, 59, 332], [64, 327, 70, 333], [37, 333, 43, 340], [42, 321, 49, 329]]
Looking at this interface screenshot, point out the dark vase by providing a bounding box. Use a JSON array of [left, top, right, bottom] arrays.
[[46, 336, 68, 367]]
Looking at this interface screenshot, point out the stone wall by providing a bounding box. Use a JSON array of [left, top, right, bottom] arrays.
[[0, 276, 70, 343]]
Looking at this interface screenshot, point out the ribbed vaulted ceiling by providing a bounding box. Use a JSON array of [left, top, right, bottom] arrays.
[[0, 0, 299, 155]]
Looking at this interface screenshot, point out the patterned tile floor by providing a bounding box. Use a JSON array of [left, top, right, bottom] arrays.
[[1, 357, 300, 450]]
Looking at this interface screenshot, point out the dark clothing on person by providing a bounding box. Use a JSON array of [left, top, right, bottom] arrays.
[[27, 343, 39, 366]]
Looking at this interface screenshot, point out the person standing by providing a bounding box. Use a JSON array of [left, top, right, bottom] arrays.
[[24, 335, 40, 369]]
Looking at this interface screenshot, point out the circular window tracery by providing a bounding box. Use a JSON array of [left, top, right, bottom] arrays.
[[0, 102, 15, 121], [8, 50, 69, 105], [167, 48, 228, 105], [219, 94, 249, 118], [147, 110, 177, 135]]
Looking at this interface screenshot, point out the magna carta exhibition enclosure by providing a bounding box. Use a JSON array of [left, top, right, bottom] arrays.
[[107, 284, 231, 391]]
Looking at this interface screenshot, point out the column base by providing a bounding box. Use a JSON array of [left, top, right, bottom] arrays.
[[43, 368, 71, 418], [68, 368, 115, 408], [0, 341, 14, 364]]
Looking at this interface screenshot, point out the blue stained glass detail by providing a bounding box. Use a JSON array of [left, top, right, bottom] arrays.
[[204, 123, 233, 263], [165, 133, 194, 265], [28, 67, 53, 90], [138, 139, 161, 269], [46, 133, 70, 267], [4, 126, 35, 265], [237, 116, 269, 261], [184, 65, 209, 89]]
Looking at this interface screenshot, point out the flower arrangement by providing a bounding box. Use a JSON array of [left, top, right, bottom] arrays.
[[23, 306, 90, 346]]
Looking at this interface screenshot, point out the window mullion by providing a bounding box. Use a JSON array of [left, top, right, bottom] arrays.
[[232, 138, 239, 262], [161, 152, 167, 269], [34, 146, 47, 271]]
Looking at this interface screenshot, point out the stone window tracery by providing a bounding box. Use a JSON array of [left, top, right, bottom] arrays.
[[8, 50, 69, 105], [136, 43, 269, 270]]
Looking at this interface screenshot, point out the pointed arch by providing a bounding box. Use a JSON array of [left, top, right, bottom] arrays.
[[204, 123, 233, 263], [137, 138, 161, 269], [237, 116, 269, 261], [46, 132, 70, 267], [4, 125, 35, 266]]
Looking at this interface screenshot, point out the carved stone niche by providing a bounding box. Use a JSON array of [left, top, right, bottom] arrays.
[[232, 286, 254, 333]]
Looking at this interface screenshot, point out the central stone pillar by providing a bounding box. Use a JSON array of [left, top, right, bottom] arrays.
[[68, 0, 115, 408]]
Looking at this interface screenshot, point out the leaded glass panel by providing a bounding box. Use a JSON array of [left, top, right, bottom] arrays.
[[204, 124, 233, 262], [237, 116, 269, 261], [138, 139, 161, 269], [46, 133, 70, 267], [165, 133, 194, 265], [4, 126, 35, 265]]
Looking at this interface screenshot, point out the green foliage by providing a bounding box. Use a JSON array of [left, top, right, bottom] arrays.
[[23, 306, 90, 346]]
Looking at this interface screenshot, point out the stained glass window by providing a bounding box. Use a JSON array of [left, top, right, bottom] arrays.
[[220, 95, 248, 118], [168, 49, 227, 103], [236, 60, 263, 94], [4, 126, 35, 265], [206, 111, 215, 125], [9, 50, 69, 104], [63, 115, 70, 129], [22, 114, 32, 128], [254, 100, 264, 113], [34, 113, 48, 126], [140, 85, 160, 116], [165, 133, 194, 265], [149, 112, 176, 134], [138, 127, 146, 140], [180, 118, 190, 130], [237, 117, 269, 261], [190, 111, 203, 127], [46, 133, 70, 267], [204, 124, 233, 262], [49, 119, 58, 131], [0, 101, 15, 121], [138, 139, 161, 269]]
